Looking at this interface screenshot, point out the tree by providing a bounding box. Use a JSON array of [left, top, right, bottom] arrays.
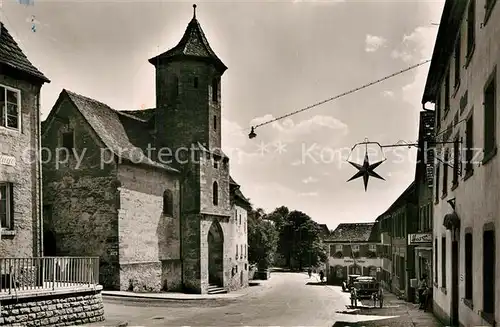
[[276, 210, 328, 270], [248, 208, 278, 270]]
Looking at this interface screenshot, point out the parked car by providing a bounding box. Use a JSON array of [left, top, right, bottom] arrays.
[[342, 274, 360, 292], [352, 277, 379, 299]]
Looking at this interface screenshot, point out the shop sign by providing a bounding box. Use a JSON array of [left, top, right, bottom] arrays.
[[408, 233, 432, 245]]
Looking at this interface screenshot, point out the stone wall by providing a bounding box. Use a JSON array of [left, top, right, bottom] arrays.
[[116, 163, 180, 292], [154, 61, 223, 152], [42, 98, 120, 289], [0, 288, 104, 326], [0, 72, 42, 258]]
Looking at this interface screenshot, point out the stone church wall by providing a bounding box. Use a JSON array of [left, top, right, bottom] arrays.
[[42, 99, 120, 289], [116, 163, 181, 292]]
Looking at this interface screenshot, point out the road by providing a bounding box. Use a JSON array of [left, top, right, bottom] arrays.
[[91, 272, 400, 326]]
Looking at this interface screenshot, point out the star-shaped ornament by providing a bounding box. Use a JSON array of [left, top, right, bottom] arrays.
[[347, 151, 385, 191]]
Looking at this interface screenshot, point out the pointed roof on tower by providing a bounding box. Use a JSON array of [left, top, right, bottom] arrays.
[[148, 4, 227, 73]]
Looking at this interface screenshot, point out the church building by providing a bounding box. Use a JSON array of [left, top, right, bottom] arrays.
[[41, 5, 251, 294]]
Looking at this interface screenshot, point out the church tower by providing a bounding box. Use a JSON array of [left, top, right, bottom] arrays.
[[149, 5, 233, 294], [149, 4, 227, 155]]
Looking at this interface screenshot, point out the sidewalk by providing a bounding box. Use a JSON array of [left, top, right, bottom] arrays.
[[101, 280, 273, 301], [352, 291, 444, 327]]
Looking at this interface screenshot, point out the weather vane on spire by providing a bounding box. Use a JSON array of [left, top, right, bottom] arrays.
[[193, 4, 197, 18]]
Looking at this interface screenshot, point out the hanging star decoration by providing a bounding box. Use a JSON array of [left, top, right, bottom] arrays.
[[347, 148, 385, 191]]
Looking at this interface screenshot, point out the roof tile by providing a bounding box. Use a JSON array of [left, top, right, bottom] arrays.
[[329, 223, 376, 242], [0, 23, 49, 83]]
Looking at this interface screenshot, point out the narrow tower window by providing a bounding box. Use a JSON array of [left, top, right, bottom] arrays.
[[173, 75, 179, 96], [212, 181, 219, 206], [163, 189, 173, 216], [194, 77, 198, 88], [213, 115, 217, 130], [212, 78, 219, 102]]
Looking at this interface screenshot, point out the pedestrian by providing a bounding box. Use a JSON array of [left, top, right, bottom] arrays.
[[308, 268, 312, 278], [418, 274, 428, 309], [319, 270, 324, 283]]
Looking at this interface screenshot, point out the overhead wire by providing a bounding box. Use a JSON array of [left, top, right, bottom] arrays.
[[245, 59, 431, 137]]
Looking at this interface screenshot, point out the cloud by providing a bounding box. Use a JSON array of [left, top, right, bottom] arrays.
[[390, 25, 438, 63], [249, 114, 348, 143], [365, 34, 387, 52], [382, 90, 395, 98], [302, 176, 319, 184], [298, 192, 319, 197]]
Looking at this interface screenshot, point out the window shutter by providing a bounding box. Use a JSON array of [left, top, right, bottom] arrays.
[[9, 183, 14, 229]]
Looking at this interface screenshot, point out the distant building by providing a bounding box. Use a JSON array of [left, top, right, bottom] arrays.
[[325, 222, 380, 285], [422, 0, 499, 325], [41, 7, 251, 294], [376, 182, 417, 301]]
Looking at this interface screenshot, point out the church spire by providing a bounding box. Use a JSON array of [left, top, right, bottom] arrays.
[[148, 4, 227, 73]]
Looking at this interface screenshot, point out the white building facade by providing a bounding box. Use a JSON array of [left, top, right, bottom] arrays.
[[325, 223, 381, 285], [422, 1, 499, 326]]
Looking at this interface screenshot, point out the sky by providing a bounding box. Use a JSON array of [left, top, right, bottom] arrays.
[[0, 0, 444, 230]]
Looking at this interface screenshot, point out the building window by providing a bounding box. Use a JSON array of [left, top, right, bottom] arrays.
[[244, 244, 247, 259], [239, 214, 241, 225], [434, 238, 438, 284], [193, 77, 198, 88], [442, 149, 448, 196], [173, 75, 179, 96], [213, 159, 218, 169], [483, 71, 496, 159], [0, 183, 13, 229], [369, 244, 377, 252], [213, 115, 217, 130], [236, 244, 238, 259], [335, 244, 343, 252], [240, 244, 243, 259], [465, 232, 473, 300], [212, 78, 219, 102], [436, 92, 441, 129], [212, 181, 218, 206], [62, 130, 74, 150], [441, 236, 447, 288], [467, 0, 475, 59], [0, 85, 21, 130], [162, 189, 173, 216], [483, 229, 495, 316], [465, 114, 474, 174], [452, 138, 459, 186], [351, 244, 360, 252], [444, 71, 450, 112], [454, 34, 461, 88], [435, 164, 440, 203]]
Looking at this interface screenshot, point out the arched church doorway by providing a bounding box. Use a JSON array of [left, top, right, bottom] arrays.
[[208, 221, 224, 286]]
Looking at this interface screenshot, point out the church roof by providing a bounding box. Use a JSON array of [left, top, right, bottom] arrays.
[[44, 89, 178, 173], [148, 5, 227, 73], [0, 22, 50, 83]]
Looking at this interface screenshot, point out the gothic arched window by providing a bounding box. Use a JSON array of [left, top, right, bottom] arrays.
[[163, 189, 173, 216], [213, 181, 219, 206]]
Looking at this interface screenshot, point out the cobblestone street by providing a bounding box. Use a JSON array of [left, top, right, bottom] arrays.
[[84, 273, 441, 326]]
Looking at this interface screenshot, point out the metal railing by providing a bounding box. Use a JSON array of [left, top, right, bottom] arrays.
[[0, 257, 99, 294]]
